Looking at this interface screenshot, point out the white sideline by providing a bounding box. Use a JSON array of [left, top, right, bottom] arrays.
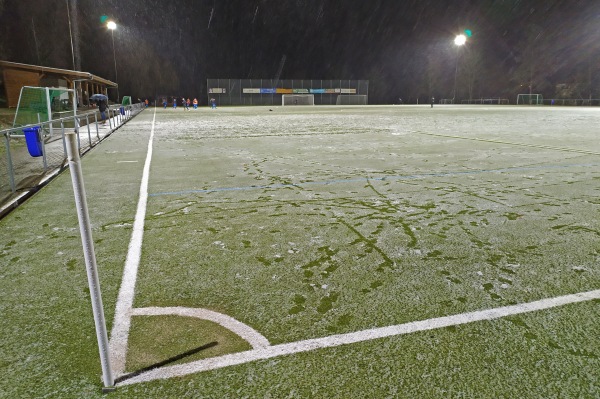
[[117, 288, 600, 386], [108, 108, 156, 376]]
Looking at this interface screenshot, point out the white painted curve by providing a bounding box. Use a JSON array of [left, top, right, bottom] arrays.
[[131, 306, 270, 349]]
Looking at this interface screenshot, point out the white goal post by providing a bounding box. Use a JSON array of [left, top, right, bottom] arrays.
[[13, 86, 77, 136], [336, 94, 368, 105], [516, 94, 543, 105], [282, 94, 315, 106]]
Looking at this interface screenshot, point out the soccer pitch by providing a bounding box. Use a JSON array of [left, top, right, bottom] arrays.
[[1, 105, 599, 397]]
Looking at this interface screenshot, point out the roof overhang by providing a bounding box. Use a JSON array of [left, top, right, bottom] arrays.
[[0, 60, 117, 87]]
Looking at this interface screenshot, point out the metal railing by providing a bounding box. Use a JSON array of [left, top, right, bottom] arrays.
[[543, 98, 600, 106], [461, 98, 510, 105], [0, 103, 144, 211]]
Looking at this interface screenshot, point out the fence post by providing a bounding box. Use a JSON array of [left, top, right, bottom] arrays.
[[38, 114, 48, 171], [76, 118, 81, 154], [4, 133, 16, 193], [94, 113, 99, 140], [61, 120, 67, 160], [86, 115, 93, 147]]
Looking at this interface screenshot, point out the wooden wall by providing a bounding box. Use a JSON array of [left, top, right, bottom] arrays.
[[3, 69, 41, 107]]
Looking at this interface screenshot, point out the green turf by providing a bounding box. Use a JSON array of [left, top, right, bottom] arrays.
[[0, 105, 599, 397], [125, 316, 251, 372]]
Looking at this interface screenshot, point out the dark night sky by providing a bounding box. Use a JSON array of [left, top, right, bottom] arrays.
[[1, 0, 600, 103]]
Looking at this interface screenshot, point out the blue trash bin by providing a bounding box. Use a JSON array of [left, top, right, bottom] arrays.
[[23, 126, 43, 157]]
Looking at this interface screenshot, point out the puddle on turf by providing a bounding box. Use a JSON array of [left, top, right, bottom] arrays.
[[317, 292, 339, 314], [288, 294, 306, 315], [256, 256, 271, 266], [483, 282, 503, 301], [361, 280, 384, 294], [65, 259, 78, 270]]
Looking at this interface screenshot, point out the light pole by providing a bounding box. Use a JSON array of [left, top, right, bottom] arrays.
[[107, 21, 119, 103], [66, 0, 75, 70], [453, 34, 467, 103]]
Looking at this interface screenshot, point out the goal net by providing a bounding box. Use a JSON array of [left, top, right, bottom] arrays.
[[336, 95, 368, 105], [516, 94, 543, 105], [13, 86, 75, 133], [282, 94, 315, 106]]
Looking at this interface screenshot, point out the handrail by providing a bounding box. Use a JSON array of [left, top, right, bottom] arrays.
[[1, 103, 145, 196], [1, 104, 142, 137]]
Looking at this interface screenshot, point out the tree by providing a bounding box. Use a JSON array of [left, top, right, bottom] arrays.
[[511, 24, 553, 96], [462, 48, 485, 101]]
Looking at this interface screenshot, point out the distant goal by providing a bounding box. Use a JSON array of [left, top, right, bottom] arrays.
[[517, 94, 543, 105], [282, 94, 314, 106], [336, 95, 368, 105]]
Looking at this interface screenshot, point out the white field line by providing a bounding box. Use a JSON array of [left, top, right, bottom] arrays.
[[107, 107, 600, 385], [132, 307, 270, 348], [109, 108, 156, 376], [117, 288, 600, 386]]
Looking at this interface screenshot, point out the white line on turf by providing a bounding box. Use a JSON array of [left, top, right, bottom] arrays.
[[131, 307, 270, 349], [117, 288, 600, 386], [107, 107, 600, 385], [109, 108, 156, 376]]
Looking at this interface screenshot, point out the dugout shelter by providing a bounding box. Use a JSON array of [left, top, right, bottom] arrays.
[[0, 60, 117, 108]]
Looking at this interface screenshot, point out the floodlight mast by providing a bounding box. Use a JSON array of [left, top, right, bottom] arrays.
[[453, 34, 467, 103], [107, 21, 119, 102]]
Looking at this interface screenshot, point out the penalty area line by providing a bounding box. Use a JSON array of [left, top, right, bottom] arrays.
[[117, 288, 600, 386]]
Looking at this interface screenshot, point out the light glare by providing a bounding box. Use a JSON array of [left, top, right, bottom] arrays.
[[454, 34, 466, 46], [107, 21, 117, 30]]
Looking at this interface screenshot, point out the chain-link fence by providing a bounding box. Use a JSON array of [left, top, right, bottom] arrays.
[[0, 104, 145, 216], [206, 79, 369, 106]]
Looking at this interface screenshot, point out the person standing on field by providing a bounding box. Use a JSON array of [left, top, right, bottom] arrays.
[[193, 98, 198, 109], [173, 97, 177, 109], [431, 96, 435, 108]]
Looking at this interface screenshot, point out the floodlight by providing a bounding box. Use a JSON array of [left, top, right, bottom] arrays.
[[107, 21, 117, 30], [454, 34, 467, 46]]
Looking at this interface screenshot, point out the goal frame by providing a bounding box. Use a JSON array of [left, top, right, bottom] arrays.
[[282, 94, 315, 106], [516, 93, 543, 105], [13, 86, 77, 136], [336, 94, 368, 105]]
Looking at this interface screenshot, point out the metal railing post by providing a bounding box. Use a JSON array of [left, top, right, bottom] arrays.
[[61, 120, 67, 159], [86, 115, 93, 147], [38, 115, 48, 171], [76, 118, 82, 154], [94, 113, 99, 140], [4, 133, 16, 193]]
